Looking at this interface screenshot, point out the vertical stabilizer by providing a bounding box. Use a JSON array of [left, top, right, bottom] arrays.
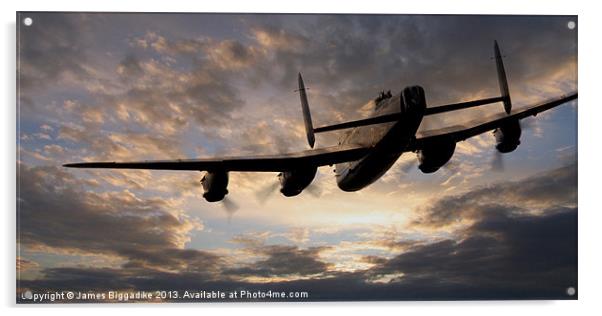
[[494, 40, 512, 114], [298, 73, 315, 148]]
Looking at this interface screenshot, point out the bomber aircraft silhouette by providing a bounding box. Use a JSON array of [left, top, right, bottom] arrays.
[[64, 41, 578, 203]]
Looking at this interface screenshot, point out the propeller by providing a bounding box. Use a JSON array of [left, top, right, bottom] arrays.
[[491, 150, 505, 172], [255, 181, 280, 204], [400, 159, 417, 173], [490, 120, 530, 172], [520, 118, 535, 131], [304, 182, 323, 198], [255, 176, 324, 204], [221, 196, 239, 212], [442, 159, 460, 173], [221, 196, 239, 222]]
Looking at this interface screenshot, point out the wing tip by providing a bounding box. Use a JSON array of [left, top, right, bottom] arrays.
[[63, 162, 111, 168]]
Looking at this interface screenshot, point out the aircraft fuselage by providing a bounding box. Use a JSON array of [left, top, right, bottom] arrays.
[[335, 86, 426, 191]]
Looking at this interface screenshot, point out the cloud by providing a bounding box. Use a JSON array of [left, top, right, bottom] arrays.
[[18, 164, 577, 300], [252, 26, 306, 51], [206, 40, 264, 70], [238, 120, 297, 154], [413, 163, 577, 228], [103, 56, 245, 133], [17, 163, 209, 272], [284, 227, 310, 244], [19, 13, 577, 162], [20, 203, 577, 300], [225, 245, 332, 279], [227, 231, 331, 278], [116, 55, 144, 78], [57, 124, 185, 160], [363, 206, 576, 300], [16, 14, 577, 302], [130, 32, 208, 57], [18, 14, 92, 92], [17, 257, 39, 272]]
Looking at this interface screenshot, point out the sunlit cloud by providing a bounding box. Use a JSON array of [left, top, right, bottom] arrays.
[[17, 13, 576, 301]]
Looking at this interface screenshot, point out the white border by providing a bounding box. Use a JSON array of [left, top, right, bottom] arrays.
[[2, 0, 600, 315]]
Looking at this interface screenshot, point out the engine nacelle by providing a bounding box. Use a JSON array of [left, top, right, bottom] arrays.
[[417, 137, 456, 174], [493, 119, 521, 153], [278, 167, 317, 197], [200, 170, 229, 202]]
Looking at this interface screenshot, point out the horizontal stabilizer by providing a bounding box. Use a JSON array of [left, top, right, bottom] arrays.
[[313, 112, 402, 133], [314, 95, 506, 132], [424, 96, 504, 115]]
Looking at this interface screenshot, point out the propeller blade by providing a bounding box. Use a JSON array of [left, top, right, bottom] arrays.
[[305, 182, 323, 198], [491, 150, 505, 172], [400, 159, 417, 173], [255, 182, 280, 204], [442, 160, 460, 173], [520, 118, 533, 131], [221, 196, 239, 222]]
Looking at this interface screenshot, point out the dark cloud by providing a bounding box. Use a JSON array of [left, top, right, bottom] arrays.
[[85, 41, 252, 137], [116, 55, 144, 79], [414, 163, 577, 227], [17, 162, 333, 290], [19, 202, 577, 301], [225, 245, 332, 278], [18, 15, 255, 150], [240, 15, 577, 142], [18, 13, 91, 92], [18, 14, 577, 156], [17, 257, 39, 272], [362, 206, 576, 300], [18, 164, 577, 301], [16, 13, 577, 302], [17, 163, 214, 272]]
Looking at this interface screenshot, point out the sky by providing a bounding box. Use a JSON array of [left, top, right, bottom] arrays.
[[16, 13, 577, 301]]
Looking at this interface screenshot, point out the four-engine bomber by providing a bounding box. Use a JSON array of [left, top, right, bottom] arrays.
[[64, 41, 577, 204]]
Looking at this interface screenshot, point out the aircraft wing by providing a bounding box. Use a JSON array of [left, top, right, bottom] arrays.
[[408, 92, 577, 150], [63, 143, 371, 172]]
